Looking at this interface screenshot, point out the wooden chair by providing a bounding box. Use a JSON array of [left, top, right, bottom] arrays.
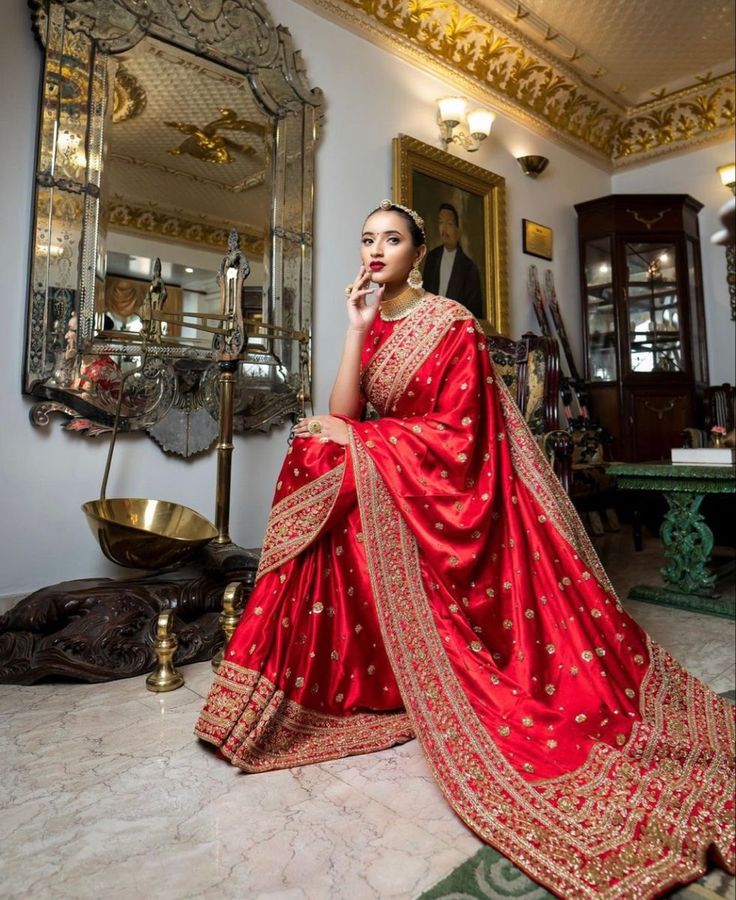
[[681, 383, 735, 447], [486, 332, 573, 492]]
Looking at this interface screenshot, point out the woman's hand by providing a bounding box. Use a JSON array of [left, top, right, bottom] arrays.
[[292, 415, 349, 446], [345, 265, 383, 332]]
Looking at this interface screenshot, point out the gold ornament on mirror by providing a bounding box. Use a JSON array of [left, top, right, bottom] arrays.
[[164, 107, 266, 165]]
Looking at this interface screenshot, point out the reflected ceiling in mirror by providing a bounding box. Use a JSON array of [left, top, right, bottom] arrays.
[[25, 0, 322, 454]]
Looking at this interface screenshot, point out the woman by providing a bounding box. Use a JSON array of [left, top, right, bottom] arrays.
[[195, 201, 734, 898]]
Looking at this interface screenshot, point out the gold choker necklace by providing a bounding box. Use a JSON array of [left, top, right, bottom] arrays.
[[379, 286, 426, 321]]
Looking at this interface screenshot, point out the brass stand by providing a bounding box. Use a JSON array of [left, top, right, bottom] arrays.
[[212, 581, 244, 671], [215, 361, 238, 544], [1, 229, 305, 685], [146, 610, 184, 692]]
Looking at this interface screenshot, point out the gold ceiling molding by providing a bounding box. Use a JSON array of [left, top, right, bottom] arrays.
[[613, 77, 735, 163], [296, 0, 735, 166], [112, 66, 147, 123], [108, 200, 265, 255]]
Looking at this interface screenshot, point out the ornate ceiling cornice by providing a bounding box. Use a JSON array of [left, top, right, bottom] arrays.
[[297, 0, 735, 167], [108, 199, 265, 255]]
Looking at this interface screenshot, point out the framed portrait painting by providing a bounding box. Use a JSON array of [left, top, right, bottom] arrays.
[[392, 134, 508, 335]]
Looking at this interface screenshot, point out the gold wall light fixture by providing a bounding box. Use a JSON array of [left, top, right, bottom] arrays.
[[517, 155, 550, 179], [437, 97, 495, 153], [714, 163, 735, 322], [717, 163, 735, 194]]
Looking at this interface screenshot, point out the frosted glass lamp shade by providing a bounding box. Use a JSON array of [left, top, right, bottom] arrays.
[[717, 163, 736, 189], [467, 109, 495, 138], [437, 97, 466, 127]]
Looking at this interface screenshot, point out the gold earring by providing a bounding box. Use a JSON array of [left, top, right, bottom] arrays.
[[407, 266, 423, 290]]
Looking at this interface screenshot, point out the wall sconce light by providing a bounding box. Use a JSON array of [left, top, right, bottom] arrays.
[[717, 163, 736, 194], [517, 155, 550, 179], [437, 97, 494, 153], [715, 163, 736, 322]]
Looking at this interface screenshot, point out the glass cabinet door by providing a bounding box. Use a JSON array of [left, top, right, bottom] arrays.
[[625, 242, 684, 374], [583, 237, 617, 381]]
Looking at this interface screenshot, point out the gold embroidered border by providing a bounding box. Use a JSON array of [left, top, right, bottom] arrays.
[[195, 661, 414, 771], [363, 296, 472, 414], [349, 430, 735, 898], [494, 367, 616, 597], [256, 463, 346, 579]]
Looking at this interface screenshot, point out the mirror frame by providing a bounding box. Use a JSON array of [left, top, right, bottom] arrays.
[[25, 0, 322, 451]]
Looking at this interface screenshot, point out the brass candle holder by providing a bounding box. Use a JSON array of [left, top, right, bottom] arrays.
[[212, 581, 244, 671], [146, 610, 185, 692]]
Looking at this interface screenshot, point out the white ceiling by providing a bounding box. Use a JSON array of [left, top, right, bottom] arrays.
[[474, 0, 736, 106]]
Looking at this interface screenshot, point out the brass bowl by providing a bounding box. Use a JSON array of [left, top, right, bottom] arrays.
[[82, 498, 218, 569]]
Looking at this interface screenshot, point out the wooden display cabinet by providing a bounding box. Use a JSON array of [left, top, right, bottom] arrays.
[[575, 195, 708, 462]]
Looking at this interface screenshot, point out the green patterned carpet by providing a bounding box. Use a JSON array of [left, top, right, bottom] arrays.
[[419, 690, 736, 900]]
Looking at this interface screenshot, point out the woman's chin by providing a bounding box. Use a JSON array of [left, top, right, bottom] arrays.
[[370, 272, 402, 288]]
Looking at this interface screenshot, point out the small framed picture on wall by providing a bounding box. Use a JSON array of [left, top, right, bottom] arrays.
[[522, 219, 553, 260]]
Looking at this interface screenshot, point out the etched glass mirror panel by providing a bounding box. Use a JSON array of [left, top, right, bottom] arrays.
[[26, 0, 322, 454]]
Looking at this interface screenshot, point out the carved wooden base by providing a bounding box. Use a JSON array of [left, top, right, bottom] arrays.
[[0, 543, 260, 684]]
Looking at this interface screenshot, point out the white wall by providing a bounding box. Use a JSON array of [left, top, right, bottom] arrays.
[[8, 0, 727, 598], [267, 0, 611, 399], [612, 140, 735, 385]]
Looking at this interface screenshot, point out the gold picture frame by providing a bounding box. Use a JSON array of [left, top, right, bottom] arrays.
[[392, 134, 509, 335], [522, 218, 553, 261]]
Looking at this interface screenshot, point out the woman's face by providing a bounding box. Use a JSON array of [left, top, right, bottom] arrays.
[[360, 210, 425, 288]]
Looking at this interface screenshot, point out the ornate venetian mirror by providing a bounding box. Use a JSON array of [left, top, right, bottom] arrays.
[[25, 0, 322, 455]]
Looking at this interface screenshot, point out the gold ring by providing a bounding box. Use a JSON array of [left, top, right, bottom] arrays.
[[344, 283, 354, 298], [307, 419, 323, 435]]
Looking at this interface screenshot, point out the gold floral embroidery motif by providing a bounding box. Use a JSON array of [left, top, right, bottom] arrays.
[[195, 661, 414, 772], [257, 463, 346, 579], [494, 370, 615, 596], [348, 432, 735, 899], [362, 296, 472, 414]]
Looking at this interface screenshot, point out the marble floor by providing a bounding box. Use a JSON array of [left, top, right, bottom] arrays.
[[1, 529, 734, 900]]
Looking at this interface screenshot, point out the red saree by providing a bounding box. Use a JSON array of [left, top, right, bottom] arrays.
[[195, 295, 735, 899]]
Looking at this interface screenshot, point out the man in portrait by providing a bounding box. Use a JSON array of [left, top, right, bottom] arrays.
[[422, 203, 484, 319]]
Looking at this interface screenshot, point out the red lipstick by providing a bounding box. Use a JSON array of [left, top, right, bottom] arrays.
[[369, 262, 385, 271]]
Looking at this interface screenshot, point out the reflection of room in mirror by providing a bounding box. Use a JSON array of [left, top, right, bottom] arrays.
[[107, 35, 272, 227], [99, 34, 271, 343], [103, 233, 266, 348], [25, 0, 321, 441]]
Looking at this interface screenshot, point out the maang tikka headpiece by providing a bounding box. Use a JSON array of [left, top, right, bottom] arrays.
[[375, 199, 425, 240]]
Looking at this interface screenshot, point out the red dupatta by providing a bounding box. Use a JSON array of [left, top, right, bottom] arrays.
[[201, 295, 735, 898]]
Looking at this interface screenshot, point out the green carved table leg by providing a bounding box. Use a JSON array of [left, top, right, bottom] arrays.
[[609, 463, 735, 620], [660, 492, 716, 594], [630, 490, 731, 618]]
